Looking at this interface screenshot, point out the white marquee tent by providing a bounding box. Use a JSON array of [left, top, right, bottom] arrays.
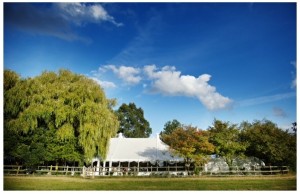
[[92, 133, 184, 174]]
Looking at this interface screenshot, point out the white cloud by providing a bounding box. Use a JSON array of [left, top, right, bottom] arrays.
[[291, 61, 296, 89], [90, 77, 116, 89], [56, 3, 123, 27], [102, 65, 142, 85], [90, 69, 117, 89], [143, 65, 232, 110], [91, 5, 109, 20], [94, 64, 232, 110], [238, 92, 296, 107]]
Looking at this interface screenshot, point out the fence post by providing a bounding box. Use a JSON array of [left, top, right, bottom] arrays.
[[92, 167, 95, 178], [66, 166, 68, 175], [50, 165, 52, 175], [83, 166, 86, 177], [17, 166, 20, 175]]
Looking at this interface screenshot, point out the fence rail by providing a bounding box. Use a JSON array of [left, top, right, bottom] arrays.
[[3, 165, 289, 177]]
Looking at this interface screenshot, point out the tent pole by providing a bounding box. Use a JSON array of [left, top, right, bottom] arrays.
[[147, 162, 148, 172], [128, 162, 130, 175], [102, 161, 106, 176], [96, 158, 100, 176], [109, 161, 112, 173], [118, 161, 121, 175]]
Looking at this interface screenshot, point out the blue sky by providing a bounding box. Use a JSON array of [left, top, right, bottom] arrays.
[[4, 2, 296, 136]]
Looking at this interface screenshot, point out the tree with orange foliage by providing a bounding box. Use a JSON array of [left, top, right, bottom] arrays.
[[161, 125, 214, 174]]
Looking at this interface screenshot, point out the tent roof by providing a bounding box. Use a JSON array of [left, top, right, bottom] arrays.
[[104, 134, 183, 162]]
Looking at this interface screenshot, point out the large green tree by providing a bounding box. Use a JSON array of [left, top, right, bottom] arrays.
[[240, 120, 296, 170], [116, 103, 152, 138], [4, 69, 119, 165], [160, 119, 182, 137], [208, 119, 248, 167], [4, 69, 20, 91], [4, 70, 22, 164]]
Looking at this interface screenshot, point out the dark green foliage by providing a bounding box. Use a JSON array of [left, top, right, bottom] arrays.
[[240, 120, 296, 170], [116, 103, 152, 138], [4, 69, 119, 165], [160, 119, 182, 137]]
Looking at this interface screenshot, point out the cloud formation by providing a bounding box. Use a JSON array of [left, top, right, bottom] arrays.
[[90, 77, 117, 89], [238, 92, 296, 107], [143, 65, 232, 110], [56, 3, 123, 27], [93, 64, 232, 110], [89, 69, 117, 89], [100, 65, 142, 85], [4, 3, 122, 43], [273, 107, 287, 118]]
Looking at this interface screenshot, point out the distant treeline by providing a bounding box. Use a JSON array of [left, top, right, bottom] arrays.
[[160, 119, 296, 171]]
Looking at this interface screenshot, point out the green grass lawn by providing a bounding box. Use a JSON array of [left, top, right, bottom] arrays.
[[4, 175, 296, 190]]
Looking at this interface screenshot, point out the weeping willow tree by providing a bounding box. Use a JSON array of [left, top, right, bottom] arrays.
[[4, 69, 119, 165]]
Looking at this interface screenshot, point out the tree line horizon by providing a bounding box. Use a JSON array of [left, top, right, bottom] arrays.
[[4, 69, 296, 171]]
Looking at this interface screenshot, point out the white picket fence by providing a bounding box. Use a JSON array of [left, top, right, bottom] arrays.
[[4, 165, 289, 177]]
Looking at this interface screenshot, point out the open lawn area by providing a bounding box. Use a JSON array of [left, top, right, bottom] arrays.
[[4, 175, 296, 190]]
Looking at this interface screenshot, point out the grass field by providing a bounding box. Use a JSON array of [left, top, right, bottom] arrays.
[[4, 175, 296, 190]]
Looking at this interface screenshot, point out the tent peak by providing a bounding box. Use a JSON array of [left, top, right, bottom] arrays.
[[117, 132, 125, 138]]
